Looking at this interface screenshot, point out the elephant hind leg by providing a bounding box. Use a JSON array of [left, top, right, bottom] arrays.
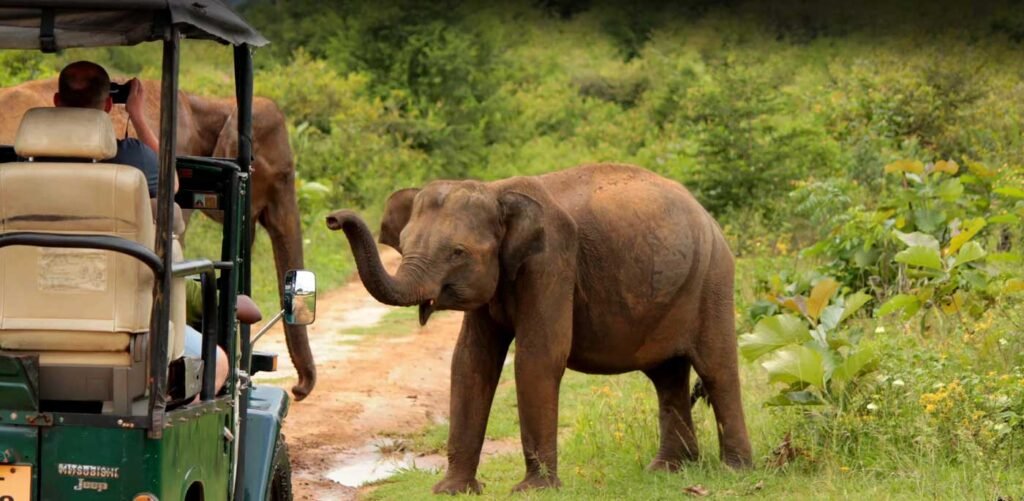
[[689, 297, 753, 468], [644, 357, 699, 471]]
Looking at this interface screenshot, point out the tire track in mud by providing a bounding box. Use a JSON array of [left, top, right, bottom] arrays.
[[251, 247, 464, 500]]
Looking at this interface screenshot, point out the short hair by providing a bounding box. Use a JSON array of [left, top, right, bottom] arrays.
[[57, 61, 110, 109]]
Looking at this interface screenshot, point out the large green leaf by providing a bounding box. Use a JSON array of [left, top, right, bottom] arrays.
[[738, 315, 811, 361], [818, 304, 844, 332], [988, 252, 1022, 264], [878, 294, 921, 319], [994, 186, 1024, 199], [988, 213, 1021, 225], [761, 345, 827, 388], [853, 248, 880, 268], [935, 178, 964, 202], [832, 346, 878, 385], [840, 291, 873, 322], [893, 231, 940, 251], [895, 245, 943, 270], [913, 208, 946, 233], [952, 241, 986, 268], [765, 390, 825, 407]]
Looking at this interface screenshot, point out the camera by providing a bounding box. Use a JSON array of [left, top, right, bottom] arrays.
[[110, 81, 131, 104]]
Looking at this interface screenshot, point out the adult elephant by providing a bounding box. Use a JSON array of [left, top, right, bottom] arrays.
[[0, 79, 316, 400], [326, 164, 753, 494]]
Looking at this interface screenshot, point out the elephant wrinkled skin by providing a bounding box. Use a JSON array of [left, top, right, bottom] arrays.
[[0, 79, 316, 400], [326, 164, 753, 494]]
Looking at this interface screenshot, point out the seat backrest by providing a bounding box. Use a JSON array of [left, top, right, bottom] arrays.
[[0, 108, 155, 352]]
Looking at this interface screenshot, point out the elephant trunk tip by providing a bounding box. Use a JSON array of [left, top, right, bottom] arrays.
[[325, 210, 356, 231], [325, 214, 342, 231], [291, 370, 315, 401]]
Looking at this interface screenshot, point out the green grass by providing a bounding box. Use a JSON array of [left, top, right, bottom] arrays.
[[367, 256, 1024, 500], [371, 362, 1024, 500], [345, 307, 426, 338]]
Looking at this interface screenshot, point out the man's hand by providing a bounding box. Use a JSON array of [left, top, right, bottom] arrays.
[[125, 78, 147, 123], [123, 77, 178, 193]]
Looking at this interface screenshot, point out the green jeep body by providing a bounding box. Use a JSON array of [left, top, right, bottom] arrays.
[[0, 3, 301, 500]]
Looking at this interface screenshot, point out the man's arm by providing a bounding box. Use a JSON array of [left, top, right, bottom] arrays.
[[126, 78, 178, 193]]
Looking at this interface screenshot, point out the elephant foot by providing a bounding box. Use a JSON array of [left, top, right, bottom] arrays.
[[432, 476, 483, 495], [647, 448, 698, 473], [646, 458, 683, 473], [723, 452, 754, 470], [511, 473, 561, 492]]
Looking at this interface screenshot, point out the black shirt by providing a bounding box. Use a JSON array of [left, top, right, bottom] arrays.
[[111, 138, 159, 197]]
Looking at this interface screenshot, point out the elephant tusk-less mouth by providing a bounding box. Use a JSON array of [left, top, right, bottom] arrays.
[[418, 300, 435, 326]]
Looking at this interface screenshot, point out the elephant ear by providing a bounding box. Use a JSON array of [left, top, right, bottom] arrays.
[[212, 112, 238, 158], [499, 191, 546, 281], [379, 188, 420, 253]]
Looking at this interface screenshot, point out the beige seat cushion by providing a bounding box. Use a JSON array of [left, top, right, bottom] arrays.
[[0, 331, 129, 352], [14, 107, 116, 160], [37, 351, 131, 367], [0, 162, 155, 348]]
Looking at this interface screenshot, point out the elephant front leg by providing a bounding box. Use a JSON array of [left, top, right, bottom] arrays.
[[433, 311, 512, 495], [512, 350, 566, 492]]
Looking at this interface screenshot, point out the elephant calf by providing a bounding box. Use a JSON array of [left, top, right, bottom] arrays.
[[326, 164, 752, 494]]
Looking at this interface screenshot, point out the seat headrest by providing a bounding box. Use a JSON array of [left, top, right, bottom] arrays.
[[14, 107, 117, 161]]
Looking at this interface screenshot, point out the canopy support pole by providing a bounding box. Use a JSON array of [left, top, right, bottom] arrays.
[[231, 43, 255, 501], [147, 26, 179, 440]]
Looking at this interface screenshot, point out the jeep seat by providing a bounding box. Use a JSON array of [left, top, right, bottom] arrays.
[[0, 107, 185, 414]]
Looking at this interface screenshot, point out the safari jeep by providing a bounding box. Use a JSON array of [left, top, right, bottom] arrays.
[[0, 2, 313, 500]]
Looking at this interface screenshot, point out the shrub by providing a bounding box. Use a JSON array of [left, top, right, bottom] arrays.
[[803, 159, 1023, 327], [739, 277, 877, 407]]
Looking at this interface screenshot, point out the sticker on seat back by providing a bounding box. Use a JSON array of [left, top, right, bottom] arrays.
[[38, 248, 108, 292]]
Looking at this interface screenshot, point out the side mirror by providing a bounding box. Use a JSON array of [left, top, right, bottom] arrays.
[[284, 270, 316, 326]]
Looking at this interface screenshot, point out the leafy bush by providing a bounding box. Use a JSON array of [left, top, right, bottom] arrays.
[[669, 53, 841, 217], [804, 159, 1023, 327], [739, 277, 877, 407], [0, 51, 50, 87]]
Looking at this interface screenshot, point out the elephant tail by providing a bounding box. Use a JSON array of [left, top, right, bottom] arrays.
[[690, 377, 710, 408]]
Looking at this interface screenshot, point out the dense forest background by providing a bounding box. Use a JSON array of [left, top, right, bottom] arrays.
[[2, 1, 1023, 496], [4, 1, 1022, 254]]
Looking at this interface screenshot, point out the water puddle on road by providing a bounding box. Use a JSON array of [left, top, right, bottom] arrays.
[[325, 438, 520, 488], [325, 439, 445, 487]]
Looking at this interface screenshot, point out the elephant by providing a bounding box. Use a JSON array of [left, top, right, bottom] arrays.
[[325, 164, 753, 494], [0, 79, 316, 400]]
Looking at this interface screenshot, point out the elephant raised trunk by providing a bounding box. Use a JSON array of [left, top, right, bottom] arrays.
[[326, 210, 433, 310]]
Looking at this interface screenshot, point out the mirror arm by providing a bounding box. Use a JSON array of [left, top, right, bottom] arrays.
[[252, 309, 285, 346]]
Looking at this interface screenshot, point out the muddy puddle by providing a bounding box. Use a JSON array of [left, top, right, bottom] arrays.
[[325, 438, 520, 488]]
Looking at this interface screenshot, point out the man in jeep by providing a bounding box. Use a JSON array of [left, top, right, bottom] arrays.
[[54, 60, 234, 396]]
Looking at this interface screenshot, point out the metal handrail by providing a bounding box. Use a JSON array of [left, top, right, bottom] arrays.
[[0, 232, 163, 273]]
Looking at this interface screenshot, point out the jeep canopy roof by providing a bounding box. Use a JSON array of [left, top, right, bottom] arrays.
[[0, 0, 267, 50]]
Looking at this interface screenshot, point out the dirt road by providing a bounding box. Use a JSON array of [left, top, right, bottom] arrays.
[[252, 247, 464, 500]]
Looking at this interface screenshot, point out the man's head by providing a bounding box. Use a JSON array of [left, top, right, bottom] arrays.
[[54, 61, 111, 112]]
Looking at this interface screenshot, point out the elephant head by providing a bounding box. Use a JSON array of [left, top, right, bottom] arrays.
[[327, 181, 546, 325]]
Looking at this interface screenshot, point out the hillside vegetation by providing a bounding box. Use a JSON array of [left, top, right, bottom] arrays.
[[2, 1, 1022, 497]]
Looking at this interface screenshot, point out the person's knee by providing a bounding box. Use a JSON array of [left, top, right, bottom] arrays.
[[215, 346, 229, 391]]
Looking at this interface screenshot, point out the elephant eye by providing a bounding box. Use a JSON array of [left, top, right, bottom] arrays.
[[450, 246, 467, 260]]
